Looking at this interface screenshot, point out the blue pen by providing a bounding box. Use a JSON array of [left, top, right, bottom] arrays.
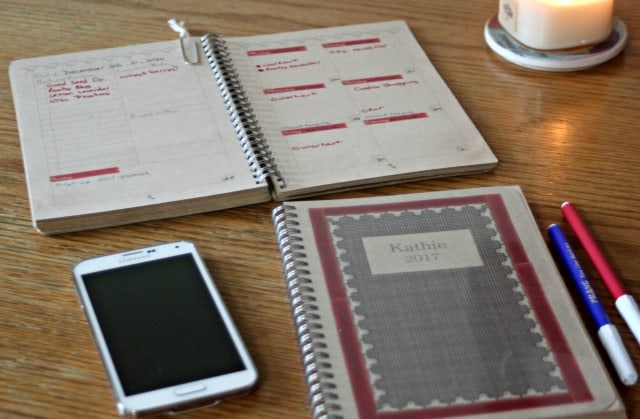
[[548, 224, 637, 386]]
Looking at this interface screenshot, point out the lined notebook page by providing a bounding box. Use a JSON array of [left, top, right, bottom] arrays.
[[10, 40, 264, 224], [225, 21, 496, 198]]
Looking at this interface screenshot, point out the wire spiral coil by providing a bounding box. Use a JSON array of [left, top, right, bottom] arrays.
[[201, 34, 284, 186], [272, 206, 342, 419]]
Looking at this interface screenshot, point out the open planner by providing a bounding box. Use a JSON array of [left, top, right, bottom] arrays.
[[9, 21, 497, 234]]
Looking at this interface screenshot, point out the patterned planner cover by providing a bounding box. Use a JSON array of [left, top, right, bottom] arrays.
[[273, 186, 625, 418]]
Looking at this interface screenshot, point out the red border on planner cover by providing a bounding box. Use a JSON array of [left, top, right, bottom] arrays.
[[308, 194, 592, 418]]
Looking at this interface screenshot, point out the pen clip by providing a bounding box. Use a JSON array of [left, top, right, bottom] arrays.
[[167, 19, 199, 65]]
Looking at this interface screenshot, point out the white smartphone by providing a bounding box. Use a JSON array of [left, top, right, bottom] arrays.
[[73, 241, 258, 416]]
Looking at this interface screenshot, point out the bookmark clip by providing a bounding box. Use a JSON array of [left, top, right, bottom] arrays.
[[167, 19, 199, 65]]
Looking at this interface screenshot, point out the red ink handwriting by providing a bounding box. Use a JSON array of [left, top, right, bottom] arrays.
[[352, 80, 419, 92], [118, 65, 178, 79], [47, 77, 112, 103], [256, 60, 320, 72], [270, 92, 318, 102], [291, 140, 344, 151]]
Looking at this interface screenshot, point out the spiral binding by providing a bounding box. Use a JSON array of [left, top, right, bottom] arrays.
[[272, 205, 342, 419], [201, 34, 284, 186]]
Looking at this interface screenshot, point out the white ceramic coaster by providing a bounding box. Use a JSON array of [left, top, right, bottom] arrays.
[[484, 14, 627, 72]]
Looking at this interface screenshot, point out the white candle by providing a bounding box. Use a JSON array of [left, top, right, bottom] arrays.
[[498, 0, 614, 50]]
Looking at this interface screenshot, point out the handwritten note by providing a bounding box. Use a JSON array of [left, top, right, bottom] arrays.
[[10, 40, 262, 218], [47, 76, 111, 103], [227, 23, 470, 178]]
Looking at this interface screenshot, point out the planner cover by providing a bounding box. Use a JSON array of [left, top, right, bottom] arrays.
[[272, 186, 625, 418]]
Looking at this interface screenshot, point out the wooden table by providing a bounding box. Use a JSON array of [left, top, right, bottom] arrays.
[[1, 1, 638, 417]]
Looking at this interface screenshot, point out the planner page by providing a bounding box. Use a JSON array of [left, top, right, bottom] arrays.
[[224, 21, 497, 199], [10, 40, 268, 232]]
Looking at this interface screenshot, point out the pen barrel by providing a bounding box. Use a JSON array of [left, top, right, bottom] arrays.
[[548, 224, 610, 328], [561, 202, 626, 299]]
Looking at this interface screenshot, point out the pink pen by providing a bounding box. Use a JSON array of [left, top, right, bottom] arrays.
[[562, 201, 640, 346]]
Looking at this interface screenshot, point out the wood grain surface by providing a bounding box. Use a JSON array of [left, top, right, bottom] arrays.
[[1, 1, 639, 417]]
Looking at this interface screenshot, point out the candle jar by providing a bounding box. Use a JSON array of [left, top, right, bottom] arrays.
[[498, 0, 614, 50]]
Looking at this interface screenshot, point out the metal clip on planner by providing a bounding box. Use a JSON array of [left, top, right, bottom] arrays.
[[167, 19, 199, 65]]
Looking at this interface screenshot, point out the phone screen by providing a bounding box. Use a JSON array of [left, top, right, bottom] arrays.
[[81, 253, 246, 396]]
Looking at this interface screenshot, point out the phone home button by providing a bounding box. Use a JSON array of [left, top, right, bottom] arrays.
[[175, 384, 207, 396]]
